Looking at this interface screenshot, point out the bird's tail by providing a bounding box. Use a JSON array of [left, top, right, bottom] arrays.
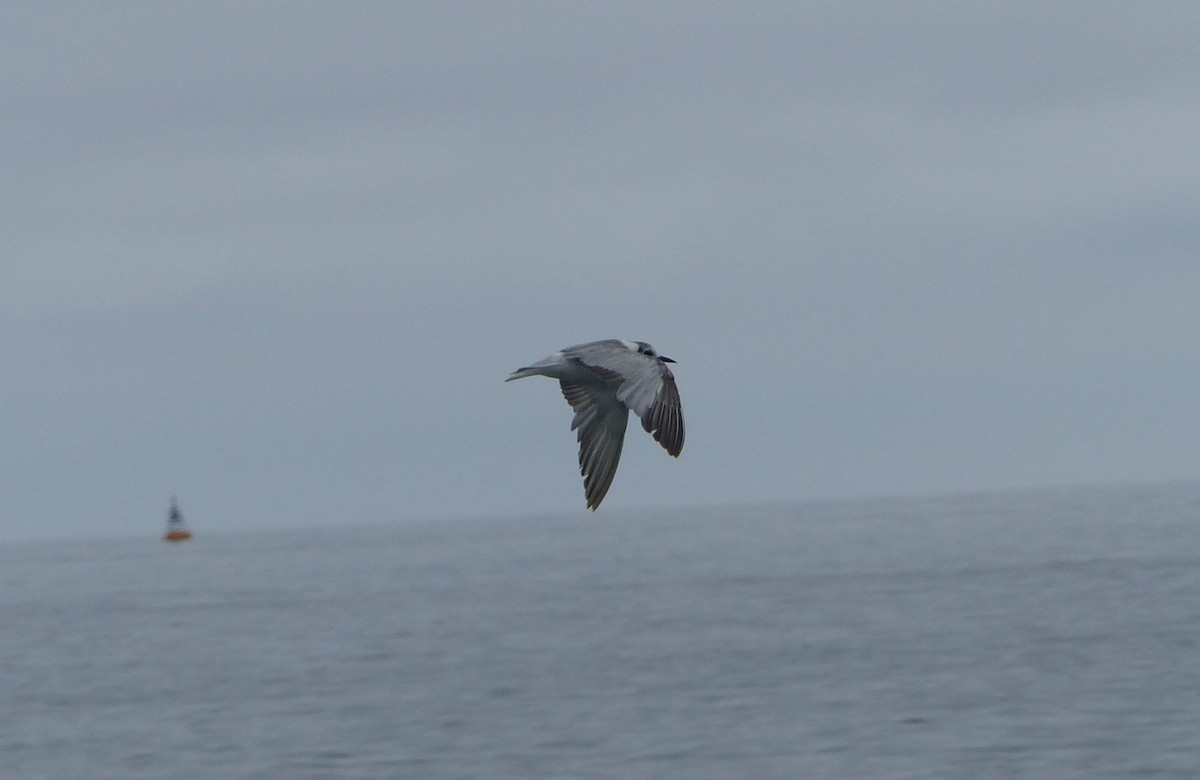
[[506, 352, 563, 382], [505, 366, 544, 382]]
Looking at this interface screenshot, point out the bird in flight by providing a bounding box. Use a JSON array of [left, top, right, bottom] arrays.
[[506, 339, 685, 510]]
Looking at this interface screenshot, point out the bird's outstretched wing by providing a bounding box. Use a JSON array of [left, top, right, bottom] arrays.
[[559, 379, 629, 510], [632, 369, 683, 457]]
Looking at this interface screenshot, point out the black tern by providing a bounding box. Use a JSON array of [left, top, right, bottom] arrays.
[[506, 339, 685, 510]]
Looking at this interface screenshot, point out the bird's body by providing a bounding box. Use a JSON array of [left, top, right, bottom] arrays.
[[506, 339, 684, 510]]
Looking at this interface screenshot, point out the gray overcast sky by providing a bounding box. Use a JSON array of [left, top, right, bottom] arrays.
[[4, 2, 1199, 541]]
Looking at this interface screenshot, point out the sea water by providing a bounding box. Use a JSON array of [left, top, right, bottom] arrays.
[[3, 482, 1199, 779]]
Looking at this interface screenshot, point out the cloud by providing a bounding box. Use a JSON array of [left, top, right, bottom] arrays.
[[4, 3, 1200, 540]]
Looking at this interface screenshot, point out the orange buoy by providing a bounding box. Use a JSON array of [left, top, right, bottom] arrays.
[[163, 497, 193, 542]]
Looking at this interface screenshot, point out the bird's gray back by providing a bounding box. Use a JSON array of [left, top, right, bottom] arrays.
[[561, 339, 629, 359], [564, 341, 671, 418]]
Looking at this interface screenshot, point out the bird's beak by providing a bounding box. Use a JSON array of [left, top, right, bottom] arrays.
[[660, 355, 676, 363]]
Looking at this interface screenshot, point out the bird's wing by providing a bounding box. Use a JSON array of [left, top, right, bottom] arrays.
[[559, 379, 629, 510], [630, 367, 684, 458], [566, 344, 685, 458]]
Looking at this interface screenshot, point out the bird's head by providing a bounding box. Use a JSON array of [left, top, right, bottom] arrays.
[[628, 340, 676, 363]]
